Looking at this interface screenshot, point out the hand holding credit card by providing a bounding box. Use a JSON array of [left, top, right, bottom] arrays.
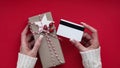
[[57, 19, 85, 41]]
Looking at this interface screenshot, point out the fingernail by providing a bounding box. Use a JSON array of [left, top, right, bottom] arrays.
[[81, 22, 85, 24], [39, 35, 44, 39], [69, 38, 75, 43]]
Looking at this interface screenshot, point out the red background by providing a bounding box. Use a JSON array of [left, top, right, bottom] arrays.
[[0, 0, 120, 68]]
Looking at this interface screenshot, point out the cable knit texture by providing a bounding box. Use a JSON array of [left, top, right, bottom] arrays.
[[80, 47, 102, 68], [17, 53, 37, 68]]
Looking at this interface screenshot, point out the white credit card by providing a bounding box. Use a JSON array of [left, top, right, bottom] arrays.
[[57, 19, 85, 41]]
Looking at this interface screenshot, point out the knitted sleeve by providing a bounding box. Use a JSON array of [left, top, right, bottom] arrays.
[[16, 53, 37, 68], [80, 47, 102, 68]]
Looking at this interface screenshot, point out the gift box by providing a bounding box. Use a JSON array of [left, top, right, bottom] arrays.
[[28, 12, 65, 68]]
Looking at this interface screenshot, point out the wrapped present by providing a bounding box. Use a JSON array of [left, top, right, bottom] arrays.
[[28, 12, 65, 68]]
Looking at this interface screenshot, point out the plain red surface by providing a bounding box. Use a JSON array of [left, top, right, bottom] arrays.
[[0, 0, 120, 68]]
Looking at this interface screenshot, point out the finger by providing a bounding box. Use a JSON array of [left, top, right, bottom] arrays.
[[21, 25, 28, 38], [89, 39, 100, 48], [70, 39, 87, 52], [81, 22, 98, 40], [32, 35, 43, 53], [21, 25, 28, 45], [83, 32, 92, 40]]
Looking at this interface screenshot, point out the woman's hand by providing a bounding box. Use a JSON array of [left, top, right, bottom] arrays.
[[71, 22, 100, 52], [20, 25, 43, 57]]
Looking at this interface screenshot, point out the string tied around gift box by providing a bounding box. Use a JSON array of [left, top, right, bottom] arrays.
[[29, 22, 63, 66]]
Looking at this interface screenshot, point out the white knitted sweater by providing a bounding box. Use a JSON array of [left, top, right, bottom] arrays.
[[17, 47, 102, 68]]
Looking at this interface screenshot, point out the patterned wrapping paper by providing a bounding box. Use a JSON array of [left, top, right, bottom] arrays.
[[28, 12, 65, 68]]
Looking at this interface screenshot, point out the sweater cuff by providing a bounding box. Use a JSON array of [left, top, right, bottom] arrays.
[[17, 53, 37, 68], [80, 47, 102, 68]]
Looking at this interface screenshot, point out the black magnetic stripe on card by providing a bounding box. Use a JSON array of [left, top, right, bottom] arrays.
[[60, 20, 85, 31]]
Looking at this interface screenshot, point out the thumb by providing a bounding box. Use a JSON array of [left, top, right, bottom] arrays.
[[70, 39, 87, 52], [32, 35, 43, 52]]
